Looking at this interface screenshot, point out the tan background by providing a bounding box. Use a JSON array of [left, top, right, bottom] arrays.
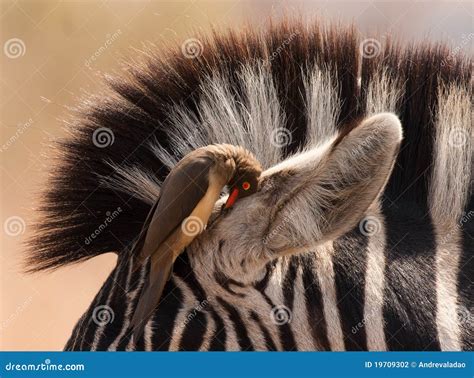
[[1, 0, 472, 351]]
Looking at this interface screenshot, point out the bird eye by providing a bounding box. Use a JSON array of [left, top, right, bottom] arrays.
[[242, 181, 251, 191]]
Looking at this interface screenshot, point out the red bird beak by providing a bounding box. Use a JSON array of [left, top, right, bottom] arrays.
[[224, 188, 239, 209]]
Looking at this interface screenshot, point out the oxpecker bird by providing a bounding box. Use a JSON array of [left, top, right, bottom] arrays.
[[129, 144, 262, 339]]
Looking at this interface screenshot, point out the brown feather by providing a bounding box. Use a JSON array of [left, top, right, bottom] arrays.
[[130, 249, 174, 340], [132, 152, 214, 267]]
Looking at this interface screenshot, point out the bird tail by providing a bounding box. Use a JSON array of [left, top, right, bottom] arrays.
[[130, 251, 174, 340]]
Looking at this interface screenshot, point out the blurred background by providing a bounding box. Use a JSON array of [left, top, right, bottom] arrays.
[[1, 0, 472, 351]]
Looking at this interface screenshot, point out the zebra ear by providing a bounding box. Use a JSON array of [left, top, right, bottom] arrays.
[[264, 113, 403, 255]]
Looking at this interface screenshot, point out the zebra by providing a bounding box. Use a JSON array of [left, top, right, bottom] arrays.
[[27, 19, 472, 351]]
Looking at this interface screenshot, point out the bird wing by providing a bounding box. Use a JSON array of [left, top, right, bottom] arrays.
[[131, 154, 214, 266], [131, 249, 174, 340], [129, 153, 215, 339], [129, 199, 159, 266]]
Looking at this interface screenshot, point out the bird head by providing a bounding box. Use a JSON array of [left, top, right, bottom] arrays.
[[224, 158, 262, 209]]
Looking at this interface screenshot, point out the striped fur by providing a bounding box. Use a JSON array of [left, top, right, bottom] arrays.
[[27, 20, 472, 351]]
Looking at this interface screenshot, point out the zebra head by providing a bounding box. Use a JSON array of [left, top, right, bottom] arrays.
[[190, 113, 402, 285]]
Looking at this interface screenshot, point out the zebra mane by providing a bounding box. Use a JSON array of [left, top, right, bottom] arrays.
[[25, 18, 472, 272]]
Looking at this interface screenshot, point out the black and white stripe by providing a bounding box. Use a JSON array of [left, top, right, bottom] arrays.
[[28, 20, 471, 351]]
